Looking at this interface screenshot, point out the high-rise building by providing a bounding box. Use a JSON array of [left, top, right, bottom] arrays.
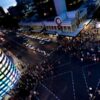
[[34, 0, 57, 19], [0, 49, 19, 99], [32, 0, 84, 19], [65, 0, 84, 11], [20, 0, 99, 36], [0, 7, 5, 17], [53, 0, 67, 15]]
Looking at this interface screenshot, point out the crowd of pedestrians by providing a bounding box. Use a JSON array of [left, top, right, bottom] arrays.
[[62, 21, 100, 63], [9, 57, 55, 100], [8, 21, 100, 100]]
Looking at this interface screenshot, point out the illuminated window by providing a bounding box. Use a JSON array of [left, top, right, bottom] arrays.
[[44, 13, 47, 16], [50, 7, 53, 11], [1, 77, 7, 83], [5, 79, 10, 85], [8, 82, 12, 87], [0, 83, 5, 89], [69, 3, 72, 5], [0, 50, 19, 99], [0, 74, 5, 79], [2, 86, 8, 92]]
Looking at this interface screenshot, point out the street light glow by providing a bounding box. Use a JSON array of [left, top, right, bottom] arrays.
[[96, 22, 100, 28]]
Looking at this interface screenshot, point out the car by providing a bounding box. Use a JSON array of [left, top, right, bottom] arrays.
[[38, 37, 42, 40], [26, 44, 29, 47], [37, 37, 40, 39], [28, 45, 32, 48], [32, 36, 35, 38], [41, 42, 45, 44], [39, 40, 45, 44], [37, 48, 40, 52], [30, 46, 35, 50], [35, 36, 38, 38]]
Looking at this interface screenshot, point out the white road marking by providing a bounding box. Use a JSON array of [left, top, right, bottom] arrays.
[[70, 71, 76, 100], [40, 83, 61, 100]]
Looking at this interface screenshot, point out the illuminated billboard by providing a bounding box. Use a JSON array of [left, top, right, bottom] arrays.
[[0, 49, 19, 99]]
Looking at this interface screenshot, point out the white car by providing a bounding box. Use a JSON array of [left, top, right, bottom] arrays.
[[26, 44, 29, 47], [37, 37, 40, 39], [41, 38, 44, 41], [31, 46, 35, 50], [39, 41, 45, 44]]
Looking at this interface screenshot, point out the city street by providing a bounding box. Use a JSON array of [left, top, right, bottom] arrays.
[[37, 48, 100, 100], [0, 0, 100, 100], [1, 18, 100, 100]]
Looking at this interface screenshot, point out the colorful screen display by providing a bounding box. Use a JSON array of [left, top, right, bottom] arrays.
[[0, 49, 19, 98]]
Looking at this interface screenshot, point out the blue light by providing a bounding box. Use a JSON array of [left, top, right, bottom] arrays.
[[0, 49, 20, 99]]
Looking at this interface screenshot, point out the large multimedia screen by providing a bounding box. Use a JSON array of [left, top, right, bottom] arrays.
[[0, 49, 19, 98]]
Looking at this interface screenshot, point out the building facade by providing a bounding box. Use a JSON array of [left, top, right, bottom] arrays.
[[0, 49, 19, 99], [34, 0, 57, 19], [0, 7, 5, 17], [19, 0, 100, 36], [66, 0, 84, 11]]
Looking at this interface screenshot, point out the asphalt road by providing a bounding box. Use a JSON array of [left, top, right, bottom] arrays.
[[1, 27, 100, 100], [4, 36, 46, 66], [37, 48, 100, 100]]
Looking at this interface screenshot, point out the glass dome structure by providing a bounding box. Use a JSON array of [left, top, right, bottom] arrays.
[[0, 49, 19, 99]]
